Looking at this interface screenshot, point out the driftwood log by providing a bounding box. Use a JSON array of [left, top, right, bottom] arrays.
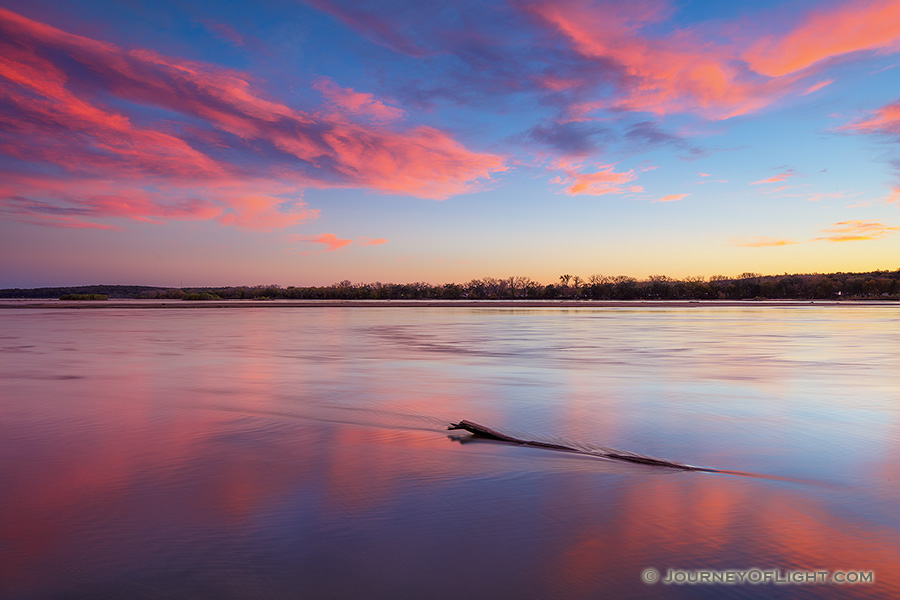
[[448, 419, 713, 472]]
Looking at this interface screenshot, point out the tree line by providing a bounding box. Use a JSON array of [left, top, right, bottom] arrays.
[[2, 270, 899, 301]]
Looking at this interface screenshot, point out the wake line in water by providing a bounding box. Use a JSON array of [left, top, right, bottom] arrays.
[[447, 420, 798, 481], [194, 404, 811, 482], [449, 420, 710, 471]]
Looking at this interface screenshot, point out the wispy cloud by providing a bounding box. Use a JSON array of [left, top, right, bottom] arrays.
[[737, 221, 899, 247], [815, 220, 900, 242], [314, 77, 405, 124], [743, 0, 900, 77], [801, 79, 833, 96], [357, 237, 388, 246], [550, 160, 640, 196], [752, 170, 796, 185], [653, 193, 688, 203], [524, 121, 612, 157], [0, 8, 505, 230], [519, 0, 807, 120], [196, 20, 246, 47], [287, 232, 353, 251], [840, 101, 900, 137], [840, 100, 900, 202], [736, 237, 799, 248]]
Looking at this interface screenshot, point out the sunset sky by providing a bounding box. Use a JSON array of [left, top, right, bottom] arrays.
[[1, 0, 899, 287]]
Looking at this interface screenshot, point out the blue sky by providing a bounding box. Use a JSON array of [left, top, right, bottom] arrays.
[[1, 0, 899, 287]]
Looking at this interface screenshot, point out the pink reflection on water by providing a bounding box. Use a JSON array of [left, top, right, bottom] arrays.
[[1, 306, 899, 599]]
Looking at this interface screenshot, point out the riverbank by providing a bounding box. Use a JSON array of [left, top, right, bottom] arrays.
[[0, 299, 896, 309]]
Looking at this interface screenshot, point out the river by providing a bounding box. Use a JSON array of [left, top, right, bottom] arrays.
[[1, 303, 898, 598]]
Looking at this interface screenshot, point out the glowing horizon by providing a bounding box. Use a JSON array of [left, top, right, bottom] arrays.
[[1, 0, 899, 287]]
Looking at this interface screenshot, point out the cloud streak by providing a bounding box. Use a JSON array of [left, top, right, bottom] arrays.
[[815, 220, 900, 242], [743, 0, 900, 77], [357, 237, 388, 246], [841, 101, 900, 138], [653, 193, 688, 203], [752, 170, 796, 185], [737, 221, 899, 246], [550, 160, 640, 196]]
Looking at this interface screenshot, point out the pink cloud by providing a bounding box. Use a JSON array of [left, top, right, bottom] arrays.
[[0, 172, 318, 231], [801, 79, 833, 96], [516, 0, 900, 124], [198, 20, 246, 47], [840, 101, 900, 136], [309, 233, 353, 251], [520, 0, 804, 120], [357, 237, 388, 246], [551, 160, 640, 196], [314, 77, 405, 123], [743, 0, 900, 77], [216, 190, 319, 231], [698, 172, 711, 177], [653, 193, 688, 203], [0, 8, 505, 230], [536, 74, 582, 91], [840, 102, 900, 205]]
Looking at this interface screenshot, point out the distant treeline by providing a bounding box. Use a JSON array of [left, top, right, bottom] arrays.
[[3, 270, 899, 301]]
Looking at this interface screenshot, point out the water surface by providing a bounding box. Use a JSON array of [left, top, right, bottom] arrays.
[[1, 305, 898, 598]]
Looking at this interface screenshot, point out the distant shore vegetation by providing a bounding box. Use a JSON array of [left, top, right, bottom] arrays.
[[58, 293, 108, 301], [4, 270, 900, 301]]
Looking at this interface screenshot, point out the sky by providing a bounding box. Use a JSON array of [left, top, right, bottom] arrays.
[[1, 0, 899, 287]]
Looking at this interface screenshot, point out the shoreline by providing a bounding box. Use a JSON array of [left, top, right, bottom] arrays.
[[0, 299, 896, 309]]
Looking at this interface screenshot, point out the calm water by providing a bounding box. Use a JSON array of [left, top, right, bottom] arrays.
[[1, 304, 898, 599]]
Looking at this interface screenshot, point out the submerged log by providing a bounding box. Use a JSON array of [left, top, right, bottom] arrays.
[[448, 419, 707, 472]]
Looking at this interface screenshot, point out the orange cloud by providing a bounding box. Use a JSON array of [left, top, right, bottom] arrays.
[[357, 237, 388, 246], [744, 0, 900, 77], [815, 220, 900, 242], [653, 193, 688, 203], [736, 237, 799, 247], [887, 189, 900, 205], [551, 160, 640, 196], [737, 221, 899, 247], [290, 233, 353, 252], [752, 170, 796, 185]]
